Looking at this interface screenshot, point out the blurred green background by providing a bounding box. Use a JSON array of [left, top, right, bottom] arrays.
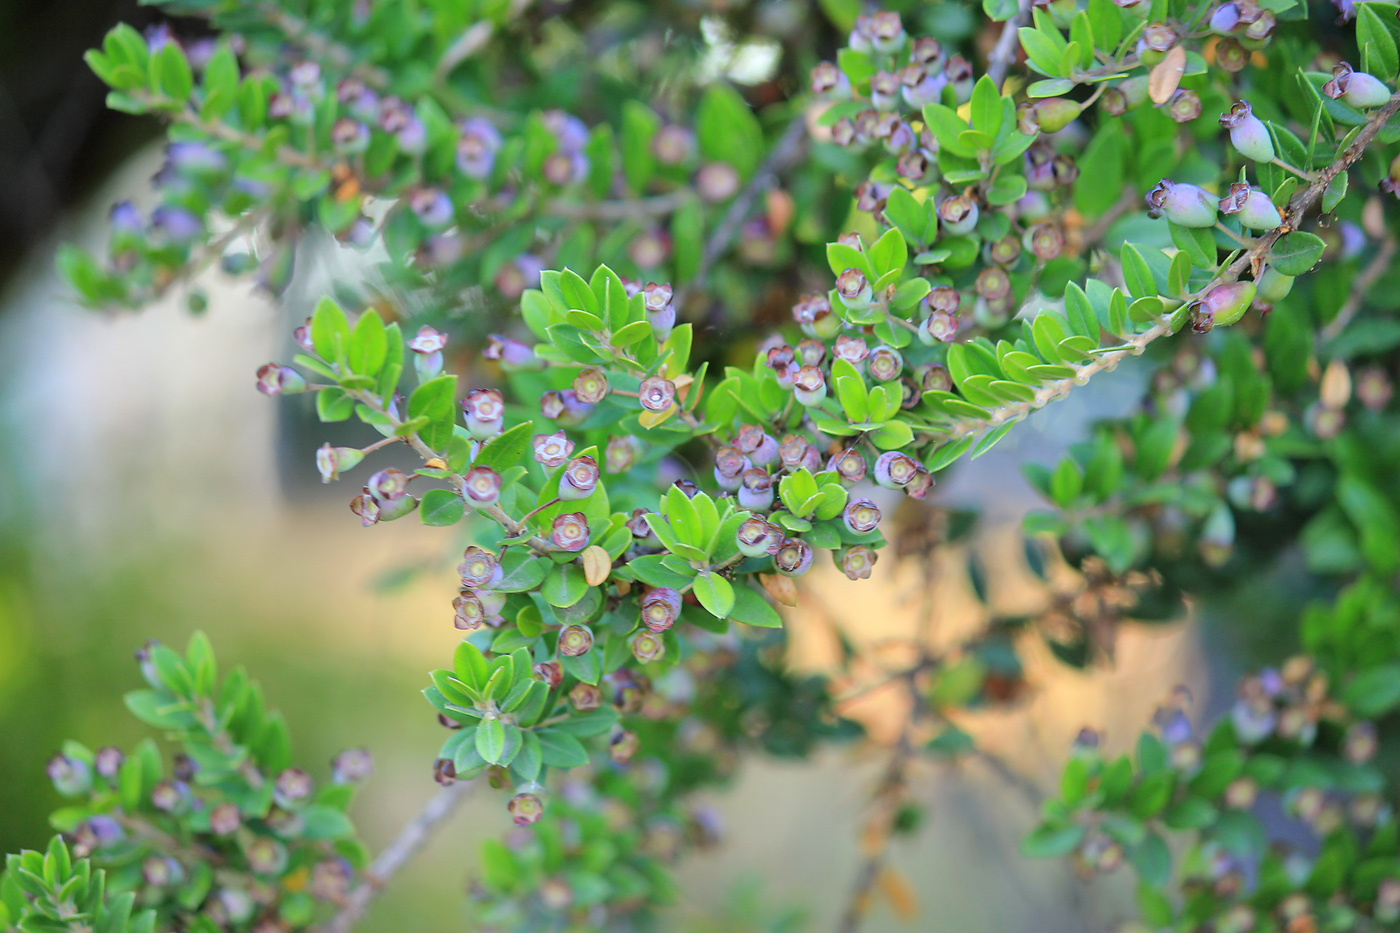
[[0, 3, 1298, 930]]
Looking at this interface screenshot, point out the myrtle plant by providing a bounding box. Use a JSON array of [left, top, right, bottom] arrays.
[[12, 0, 1400, 929]]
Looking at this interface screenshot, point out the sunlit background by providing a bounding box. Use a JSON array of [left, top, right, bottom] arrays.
[[0, 3, 1301, 930]]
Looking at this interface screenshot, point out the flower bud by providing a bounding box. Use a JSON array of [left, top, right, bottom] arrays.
[[870, 10, 906, 53], [483, 334, 542, 372], [713, 446, 749, 491], [774, 538, 814, 576], [925, 288, 960, 316], [828, 448, 868, 485], [1324, 62, 1392, 109], [316, 444, 365, 483], [551, 513, 590, 551], [1219, 100, 1274, 161], [810, 61, 851, 98], [332, 748, 373, 783], [558, 624, 594, 656], [736, 518, 784, 557], [409, 187, 455, 228], [1345, 721, 1378, 763], [793, 365, 827, 406], [899, 65, 947, 110], [458, 547, 502, 588], [559, 456, 599, 501], [868, 345, 904, 382], [150, 779, 189, 813], [1190, 281, 1257, 332], [1218, 182, 1282, 230], [985, 234, 1022, 265], [736, 424, 779, 466], [833, 336, 870, 375], [532, 430, 575, 469], [1241, 10, 1274, 43], [910, 36, 945, 69], [207, 802, 241, 836], [462, 388, 505, 440], [1210, 1, 1242, 34], [1101, 76, 1149, 115], [870, 70, 900, 111], [938, 194, 979, 235], [839, 545, 878, 580], [570, 682, 601, 710], [462, 466, 501, 508], [640, 587, 683, 632], [569, 368, 609, 405], [1136, 22, 1178, 65], [350, 493, 380, 526], [256, 364, 307, 396], [630, 629, 667, 663], [779, 435, 822, 472], [843, 498, 882, 534], [738, 469, 775, 512], [610, 729, 640, 763], [874, 451, 919, 488], [1145, 179, 1218, 227], [47, 753, 92, 797], [1356, 367, 1393, 410], [143, 856, 182, 887], [1167, 89, 1202, 123], [605, 435, 639, 474], [433, 757, 457, 785], [274, 768, 314, 809], [1025, 98, 1081, 135], [94, 746, 124, 780], [835, 268, 874, 309], [639, 376, 677, 412]]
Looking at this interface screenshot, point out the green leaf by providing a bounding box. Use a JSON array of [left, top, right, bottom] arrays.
[[1359, 3, 1399, 82], [536, 729, 589, 768], [728, 585, 783, 628], [150, 42, 193, 103], [476, 718, 507, 765], [419, 488, 464, 526], [548, 707, 618, 737], [1022, 823, 1086, 858], [474, 420, 533, 472], [696, 83, 763, 179], [1270, 231, 1326, 275], [970, 75, 1003, 137], [1130, 833, 1172, 888], [1170, 222, 1216, 268], [692, 572, 735, 618], [1019, 27, 1066, 77], [454, 640, 489, 692], [1342, 664, 1400, 717], [407, 375, 458, 448], [542, 563, 590, 608], [311, 296, 351, 362], [1120, 243, 1157, 299], [868, 228, 907, 278], [620, 101, 660, 194], [347, 309, 387, 377]]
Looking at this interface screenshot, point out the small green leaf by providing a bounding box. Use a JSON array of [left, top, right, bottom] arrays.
[[1269, 232, 1326, 275], [476, 718, 507, 765], [692, 572, 735, 618], [536, 729, 589, 768]]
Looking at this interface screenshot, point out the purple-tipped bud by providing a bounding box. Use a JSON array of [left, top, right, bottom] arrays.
[[143, 856, 181, 887], [778, 435, 822, 472], [150, 779, 189, 813], [920, 364, 953, 394], [697, 162, 741, 202], [456, 118, 502, 178], [738, 469, 775, 512], [873, 451, 919, 488], [559, 456, 599, 501], [409, 188, 455, 229], [454, 591, 487, 630], [1145, 179, 1218, 227], [1218, 183, 1282, 230], [795, 339, 826, 368], [843, 498, 882, 534], [47, 753, 92, 796], [509, 788, 546, 826], [870, 10, 906, 53], [811, 61, 851, 98], [532, 660, 564, 691], [639, 377, 677, 412], [332, 748, 373, 783], [462, 466, 502, 508], [367, 468, 410, 503], [1210, 2, 1242, 34], [736, 518, 784, 558], [630, 629, 667, 663], [558, 624, 594, 656], [736, 424, 779, 467], [94, 746, 124, 780], [483, 335, 542, 372], [1219, 100, 1274, 161], [836, 268, 873, 309], [938, 195, 979, 235], [870, 70, 901, 111], [839, 545, 878, 580], [256, 364, 307, 396], [463, 388, 505, 440], [1136, 22, 1178, 63], [1190, 281, 1257, 332], [828, 448, 868, 485], [434, 758, 457, 785], [868, 345, 904, 382], [606, 436, 638, 473], [774, 538, 814, 576], [551, 513, 590, 551], [714, 446, 749, 491], [793, 365, 827, 406], [274, 768, 314, 808], [316, 444, 365, 483], [350, 493, 380, 526], [610, 729, 640, 763], [458, 547, 503, 588], [533, 430, 575, 468], [833, 336, 870, 373], [1324, 62, 1392, 108], [1025, 224, 1065, 261], [641, 587, 682, 632]]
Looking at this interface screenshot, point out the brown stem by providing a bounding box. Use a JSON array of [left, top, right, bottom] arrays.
[[318, 780, 475, 933], [550, 189, 693, 221], [1320, 236, 1397, 344], [673, 117, 808, 309], [987, 0, 1033, 90]]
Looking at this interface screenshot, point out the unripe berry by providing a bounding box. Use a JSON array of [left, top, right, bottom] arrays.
[[256, 364, 307, 396], [458, 547, 503, 588], [868, 345, 904, 382], [736, 518, 784, 557], [1018, 98, 1081, 135], [630, 629, 666, 663], [640, 587, 682, 632], [793, 365, 827, 406], [638, 377, 677, 412], [1219, 100, 1274, 162], [1101, 76, 1148, 115], [558, 624, 594, 657], [462, 388, 505, 440], [509, 787, 546, 826], [839, 546, 878, 580], [1136, 23, 1178, 65], [938, 194, 979, 236], [1167, 89, 1202, 123], [572, 368, 609, 404], [919, 310, 959, 343], [836, 268, 874, 309], [873, 451, 919, 488], [1218, 182, 1282, 230], [570, 682, 601, 710], [738, 468, 775, 511], [1323, 62, 1392, 109], [714, 446, 748, 491], [1145, 179, 1217, 227], [316, 444, 365, 483], [810, 61, 851, 98], [532, 430, 575, 468], [1216, 38, 1250, 73], [843, 498, 882, 534], [828, 448, 868, 485]]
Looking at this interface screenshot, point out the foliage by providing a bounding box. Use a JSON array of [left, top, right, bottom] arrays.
[[7, 0, 1400, 929]]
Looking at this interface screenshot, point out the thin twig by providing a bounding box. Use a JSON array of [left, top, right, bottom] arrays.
[[549, 189, 693, 221], [987, 0, 1033, 90], [673, 116, 808, 308], [319, 780, 475, 933], [835, 730, 917, 933], [1320, 236, 1396, 344], [940, 89, 1400, 449]]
